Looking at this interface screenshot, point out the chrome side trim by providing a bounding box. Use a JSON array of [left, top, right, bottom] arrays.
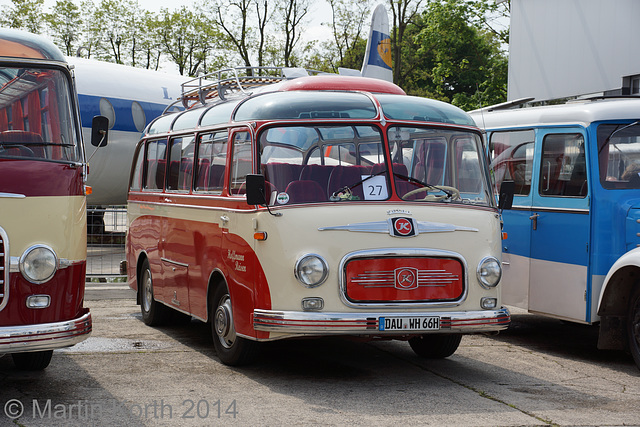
[[253, 307, 510, 338], [161, 257, 190, 268], [510, 205, 589, 214], [338, 248, 469, 309], [0, 192, 26, 199], [0, 311, 92, 353], [0, 227, 8, 313]]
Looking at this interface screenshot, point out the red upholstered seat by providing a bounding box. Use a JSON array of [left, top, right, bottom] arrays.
[[285, 180, 326, 204]]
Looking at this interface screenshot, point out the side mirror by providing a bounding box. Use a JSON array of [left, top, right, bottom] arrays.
[[246, 174, 266, 205], [91, 115, 109, 147], [498, 180, 515, 210]]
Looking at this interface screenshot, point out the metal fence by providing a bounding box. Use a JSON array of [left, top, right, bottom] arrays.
[[87, 206, 126, 281]]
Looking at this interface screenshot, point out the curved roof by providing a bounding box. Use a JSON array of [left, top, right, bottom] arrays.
[[471, 98, 640, 129], [277, 75, 406, 95], [0, 29, 66, 62]]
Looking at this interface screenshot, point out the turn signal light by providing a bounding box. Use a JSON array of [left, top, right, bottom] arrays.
[[254, 232, 268, 241], [84, 185, 93, 195], [501, 232, 508, 240]]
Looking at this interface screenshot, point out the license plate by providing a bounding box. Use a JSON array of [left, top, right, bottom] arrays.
[[378, 316, 440, 331]]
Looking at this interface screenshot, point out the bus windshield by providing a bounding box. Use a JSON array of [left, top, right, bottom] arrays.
[[599, 122, 640, 189], [258, 124, 492, 206], [0, 66, 80, 162]]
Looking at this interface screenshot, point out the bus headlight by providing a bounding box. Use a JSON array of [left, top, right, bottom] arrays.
[[20, 245, 58, 284], [294, 254, 329, 288], [476, 256, 501, 289]]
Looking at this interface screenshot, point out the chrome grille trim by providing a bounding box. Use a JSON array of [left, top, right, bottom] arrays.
[[0, 226, 9, 313], [339, 248, 468, 309]]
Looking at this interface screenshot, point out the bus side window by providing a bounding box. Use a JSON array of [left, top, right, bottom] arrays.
[[144, 139, 167, 191], [167, 135, 195, 192], [489, 130, 534, 196], [130, 146, 144, 191], [230, 131, 252, 195], [195, 131, 228, 194], [540, 133, 587, 197]]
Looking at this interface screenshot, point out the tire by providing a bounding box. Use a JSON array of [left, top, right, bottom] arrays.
[[627, 286, 640, 370], [12, 350, 53, 370], [139, 259, 170, 326], [408, 334, 462, 359], [210, 283, 258, 366]]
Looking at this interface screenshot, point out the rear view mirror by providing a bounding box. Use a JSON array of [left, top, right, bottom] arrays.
[[498, 180, 515, 210], [91, 115, 109, 147], [246, 174, 266, 205]]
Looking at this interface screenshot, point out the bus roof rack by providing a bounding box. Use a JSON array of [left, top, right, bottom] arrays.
[[180, 66, 325, 108]]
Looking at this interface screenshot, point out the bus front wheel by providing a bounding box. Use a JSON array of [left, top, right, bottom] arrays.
[[210, 283, 257, 366], [627, 286, 640, 370], [12, 350, 53, 370], [408, 334, 462, 359]]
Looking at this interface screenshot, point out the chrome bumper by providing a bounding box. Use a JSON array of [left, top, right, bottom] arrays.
[[0, 310, 92, 353], [253, 307, 510, 337]]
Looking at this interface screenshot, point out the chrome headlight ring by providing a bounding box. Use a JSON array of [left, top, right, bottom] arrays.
[[294, 254, 329, 288], [19, 244, 58, 284], [476, 256, 502, 289]]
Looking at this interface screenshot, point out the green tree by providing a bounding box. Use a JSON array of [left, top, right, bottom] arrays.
[[405, 0, 507, 110], [276, 0, 309, 67], [1, 0, 45, 33], [388, 0, 425, 87], [318, 0, 372, 73], [156, 6, 214, 76], [44, 0, 82, 56]]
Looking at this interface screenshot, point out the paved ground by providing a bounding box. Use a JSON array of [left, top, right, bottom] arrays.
[[1, 283, 638, 426]]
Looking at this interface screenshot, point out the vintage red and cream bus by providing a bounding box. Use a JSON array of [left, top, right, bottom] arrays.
[[0, 30, 99, 370], [126, 68, 512, 365]]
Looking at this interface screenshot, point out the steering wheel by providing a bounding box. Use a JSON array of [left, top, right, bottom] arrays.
[[402, 185, 460, 201], [0, 145, 34, 157]]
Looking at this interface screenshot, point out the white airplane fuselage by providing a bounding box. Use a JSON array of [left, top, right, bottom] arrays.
[[69, 57, 187, 206]]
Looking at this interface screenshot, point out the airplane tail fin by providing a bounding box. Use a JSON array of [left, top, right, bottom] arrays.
[[360, 4, 392, 82], [337, 4, 393, 82]]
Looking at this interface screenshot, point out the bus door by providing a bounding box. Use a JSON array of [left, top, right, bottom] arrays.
[[528, 129, 591, 322], [161, 134, 196, 313], [489, 130, 535, 309], [220, 128, 255, 332]]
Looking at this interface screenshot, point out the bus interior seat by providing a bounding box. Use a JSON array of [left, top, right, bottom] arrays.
[[285, 180, 325, 203]]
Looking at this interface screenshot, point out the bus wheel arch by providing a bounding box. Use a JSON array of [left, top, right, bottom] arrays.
[[598, 266, 639, 352], [207, 274, 258, 366]]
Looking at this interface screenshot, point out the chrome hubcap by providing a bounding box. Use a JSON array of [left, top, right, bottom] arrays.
[[214, 295, 235, 349], [142, 270, 152, 313]]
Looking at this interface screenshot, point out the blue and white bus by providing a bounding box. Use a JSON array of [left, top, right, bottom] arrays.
[[471, 97, 640, 369]]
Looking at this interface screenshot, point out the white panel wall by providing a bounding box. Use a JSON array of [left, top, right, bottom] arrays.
[[509, 0, 640, 101]]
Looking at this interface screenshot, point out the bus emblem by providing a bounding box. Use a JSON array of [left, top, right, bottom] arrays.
[[391, 217, 415, 237], [395, 268, 418, 290]]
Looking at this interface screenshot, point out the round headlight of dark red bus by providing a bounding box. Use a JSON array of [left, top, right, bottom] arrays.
[[20, 245, 58, 284]]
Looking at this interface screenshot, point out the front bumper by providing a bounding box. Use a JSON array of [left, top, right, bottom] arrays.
[[0, 310, 91, 353], [253, 307, 510, 338]]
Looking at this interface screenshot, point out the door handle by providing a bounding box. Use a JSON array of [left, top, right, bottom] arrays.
[[529, 213, 539, 230], [220, 215, 230, 227]]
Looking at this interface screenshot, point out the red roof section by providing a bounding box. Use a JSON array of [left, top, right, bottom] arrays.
[[278, 75, 406, 95]]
